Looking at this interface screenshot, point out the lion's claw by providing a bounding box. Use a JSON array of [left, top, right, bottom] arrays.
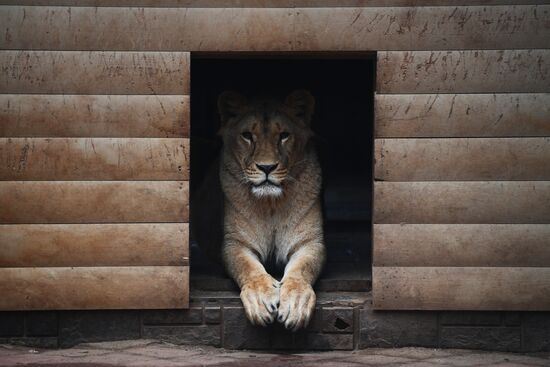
[[240, 274, 280, 326], [277, 277, 316, 332]]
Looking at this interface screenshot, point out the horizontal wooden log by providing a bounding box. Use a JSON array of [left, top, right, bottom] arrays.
[[377, 50, 550, 93], [294, 6, 550, 51], [2, 1, 547, 7], [0, 95, 190, 138], [0, 7, 294, 51], [374, 224, 550, 267], [0, 138, 190, 180], [375, 94, 550, 138], [0, 181, 188, 223], [0, 266, 189, 310], [0, 51, 190, 94], [374, 138, 550, 181], [373, 267, 550, 310], [0, 223, 189, 267], [1, 6, 549, 51], [374, 181, 550, 224]]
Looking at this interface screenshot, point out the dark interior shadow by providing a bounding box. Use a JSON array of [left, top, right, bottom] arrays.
[[190, 54, 375, 292]]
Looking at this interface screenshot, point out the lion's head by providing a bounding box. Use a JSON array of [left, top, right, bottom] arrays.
[[218, 90, 315, 199]]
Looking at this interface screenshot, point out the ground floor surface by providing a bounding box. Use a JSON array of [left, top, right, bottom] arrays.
[[1, 340, 550, 367]]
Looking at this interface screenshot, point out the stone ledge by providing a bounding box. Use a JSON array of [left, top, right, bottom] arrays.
[[1, 293, 550, 352], [440, 312, 502, 326], [0, 312, 24, 337], [440, 327, 521, 352], [143, 325, 221, 347]]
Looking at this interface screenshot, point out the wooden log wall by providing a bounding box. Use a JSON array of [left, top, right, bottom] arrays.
[[0, 49, 190, 309], [374, 48, 550, 310], [1, 1, 549, 311]]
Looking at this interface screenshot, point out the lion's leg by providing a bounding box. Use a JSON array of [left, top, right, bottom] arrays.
[[277, 242, 325, 331], [223, 243, 280, 326]]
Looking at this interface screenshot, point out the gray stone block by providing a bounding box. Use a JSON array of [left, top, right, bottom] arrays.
[[0, 337, 58, 348], [204, 307, 221, 324], [522, 313, 550, 352], [270, 325, 303, 350], [222, 306, 270, 349], [359, 307, 438, 348], [322, 307, 354, 334], [270, 320, 354, 350], [298, 333, 354, 350], [25, 312, 58, 337], [58, 311, 140, 348], [304, 308, 322, 332], [440, 326, 521, 352], [143, 325, 220, 347], [142, 307, 203, 325], [0, 312, 24, 337], [503, 312, 521, 327], [440, 312, 502, 326]]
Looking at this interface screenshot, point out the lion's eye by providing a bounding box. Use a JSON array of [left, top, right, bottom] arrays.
[[241, 132, 253, 141], [280, 132, 290, 141]]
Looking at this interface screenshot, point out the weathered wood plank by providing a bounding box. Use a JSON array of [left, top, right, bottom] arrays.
[[1, 6, 549, 51], [0, 138, 189, 180], [0, 95, 189, 138], [294, 6, 550, 51], [295, 0, 550, 4], [375, 94, 550, 138], [0, 7, 294, 51], [0, 51, 190, 94], [0, 266, 189, 310], [0, 223, 189, 267], [0, 0, 297, 6], [374, 224, 550, 267], [377, 50, 550, 93], [0, 181, 188, 223], [2, 1, 548, 7], [374, 181, 550, 224], [373, 267, 550, 310], [374, 138, 550, 181]]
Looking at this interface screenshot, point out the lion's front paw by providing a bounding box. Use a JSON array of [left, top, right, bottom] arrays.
[[277, 277, 316, 331], [240, 274, 280, 326]]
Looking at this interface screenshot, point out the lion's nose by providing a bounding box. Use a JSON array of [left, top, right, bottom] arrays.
[[256, 163, 278, 175]]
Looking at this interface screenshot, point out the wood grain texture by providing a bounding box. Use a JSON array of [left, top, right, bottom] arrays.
[[374, 224, 550, 267], [377, 50, 550, 93], [375, 94, 550, 138], [0, 138, 190, 180], [2, 6, 549, 51], [374, 138, 550, 181], [0, 95, 190, 138], [2, 1, 548, 6], [373, 267, 550, 310], [294, 6, 550, 51], [0, 7, 294, 51], [0, 181, 189, 223], [0, 51, 190, 94], [374, 181, 550, 224], [0, 223, 189, 267], [0, 266, 189, 310]]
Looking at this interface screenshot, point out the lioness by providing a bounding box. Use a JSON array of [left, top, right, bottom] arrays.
[[218, 90, 325, 331]]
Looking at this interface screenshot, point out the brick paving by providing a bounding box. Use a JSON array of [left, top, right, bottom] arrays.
[[1, 340, 550, 367]]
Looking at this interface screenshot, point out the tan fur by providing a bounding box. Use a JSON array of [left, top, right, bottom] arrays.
[[218, 90, 325, 330]]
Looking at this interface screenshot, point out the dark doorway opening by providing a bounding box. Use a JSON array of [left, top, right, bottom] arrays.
[[190, 53, 375, 292]]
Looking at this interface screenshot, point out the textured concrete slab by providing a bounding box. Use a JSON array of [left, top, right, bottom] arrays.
[[2, 341, 550, 367]]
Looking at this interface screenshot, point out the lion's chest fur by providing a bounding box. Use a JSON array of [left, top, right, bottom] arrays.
[[221, 155, 323, 266], [224, 189, 320, 265]]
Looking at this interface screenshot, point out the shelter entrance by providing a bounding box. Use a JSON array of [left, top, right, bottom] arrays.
[[190, 53, 376, 292]]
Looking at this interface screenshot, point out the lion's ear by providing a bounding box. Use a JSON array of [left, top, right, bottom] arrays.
[[218, 91, 248, 124], [284, 89, 315, 125]]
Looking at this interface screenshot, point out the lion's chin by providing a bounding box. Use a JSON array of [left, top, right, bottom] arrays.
[[251, 183, 283, 198]]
